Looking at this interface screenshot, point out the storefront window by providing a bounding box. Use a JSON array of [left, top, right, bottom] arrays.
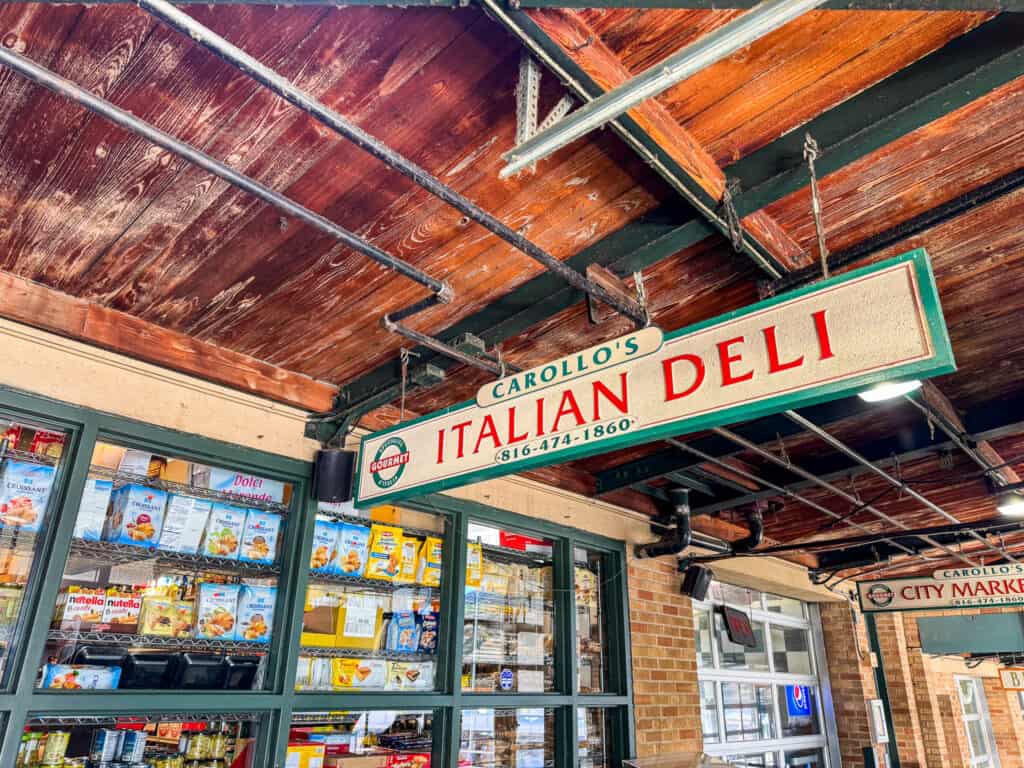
[[0, 416, 68, 684], [296, 503, 444, 692], [459, 708, 554, 768], [578, 708, 610, 768], [288, 710, 432, 765], [40, 440, 291, 691], [693, 582, 832, 767], [463, 523, 554, 693], [575, 548, 607, 693]]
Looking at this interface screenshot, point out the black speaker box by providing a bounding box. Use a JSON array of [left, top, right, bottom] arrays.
[[681, 564, 713, 601], [314, 449, 356, 503]]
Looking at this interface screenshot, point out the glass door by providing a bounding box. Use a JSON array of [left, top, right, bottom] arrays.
[[956, 675, 1001, 768]]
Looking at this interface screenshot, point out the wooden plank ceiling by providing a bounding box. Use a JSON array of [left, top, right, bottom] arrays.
[[0, 3, 1021, 577]]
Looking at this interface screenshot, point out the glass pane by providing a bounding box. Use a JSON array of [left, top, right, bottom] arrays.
[[726, 754, 778, 767], [463, 523, 553, 693], [41, 440, 292, 691], [289, 710, 433, 764], [694, 607, 713, 669], [784, 748, 826, 767], [722, 682, 774, 742], [460, 708, 554, 768], [716, 611, 768, 671], [19, 713, 259, 765], [0, 416, 68, 685], [700, 681, 721, 743], [575, 548, 608, 693], [714, 583, 762, 609], [297, 503, 444, 692], [764, 593, 806, 618], [966, 720, 989, 758], [959, 678, 980, 715], [578, 708, 610, 768], [771, 626, 812, 675], [777, 685, 821, 737]]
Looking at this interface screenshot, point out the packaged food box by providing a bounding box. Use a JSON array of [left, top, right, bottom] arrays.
[[0, 460, 55, 532], [240, 510, 282, 565], [309, 520, 340, 574], [416, 537, 443, 587], [237, 584, 276, 644], [287, 742, 326, 768], [100, 586, 144, 633], [386, 610, 420, 653], [57, 587, 106, 630], [202, 503, 246, 560], [387, 661, 433, 690], [301, 587, 340, 647], [158, 495, 213, 554], [393, 537, 421, 585], [336, 594, 383, 651], [29, 430, 65, 458], [73, 477, 113, 541], [386, 754, 430, 768], [196, 582, 241, 640], [104, 484, 167, 547], [465, 542, 483, 589], [336, 523, 370, 577], [41, 663, 121, 690], [365, 524, 404, 582], [330, 657, 387, 689], [418, 612, 438, 654], [139, 595, 193, 637]]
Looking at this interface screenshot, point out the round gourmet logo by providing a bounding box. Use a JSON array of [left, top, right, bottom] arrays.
[[369, 437, 411, 489], [866, 583, 895, 608]]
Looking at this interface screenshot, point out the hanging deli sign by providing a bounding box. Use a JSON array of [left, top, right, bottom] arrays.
[[355, 249, 953, 507], [999, 668, 1024, 691], [859, 565, 1024, 613]]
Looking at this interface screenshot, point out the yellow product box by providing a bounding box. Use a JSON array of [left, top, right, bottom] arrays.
[[335, 594, 384, 650], [369, 504, 401, 524], [466, 542, 483, 589], [364, 524, 404, 582], [138, 595, 193, 638], [287, 742, 326, 768], [330, 657, 359, 689], [392, 536, 421, 585], [416, 536, 443, 587], [301, 587, 340, 648]]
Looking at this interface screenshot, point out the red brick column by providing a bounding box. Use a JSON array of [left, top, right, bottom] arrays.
[[875, 612, 929, 768], [983, 678, 1024, 768], [901, 617, 951, 766]]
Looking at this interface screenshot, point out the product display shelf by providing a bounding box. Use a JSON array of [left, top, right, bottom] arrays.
[[307, 572, 440, 591], [27, 712, 260, 727], [88, 465, 290, 514], [68, 538, 281, 577], [298, 645, 435, 661], [0, 527, 35, 551], [478, 543, 552, 566], [319, 509, 441, 540], [0, 445, 59, 467], [46, 628, 268, 654]]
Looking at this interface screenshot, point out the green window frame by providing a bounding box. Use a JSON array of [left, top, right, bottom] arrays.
[[0, 384, 634, 768]]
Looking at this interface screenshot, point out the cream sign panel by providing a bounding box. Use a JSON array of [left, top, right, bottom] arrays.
[[355, 250, 953, 507]]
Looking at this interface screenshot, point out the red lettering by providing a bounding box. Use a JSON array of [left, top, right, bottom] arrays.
[[535, 397, 546, 438], [763, 325, 804, 373], [988, 580, 1006, 596], [592, 373, 629, 420], [436, 429, 445, 464], [451, 421, 472, 459], [952, 582, 973, 598], [552, 390, 585, 432], [812, 310, 835, 360], [901, 586, 917, 601], [717, 336, 754, 386], [662, 354, 706, 401], [507, 407, 528, 445], [473, 415, 502, 455]]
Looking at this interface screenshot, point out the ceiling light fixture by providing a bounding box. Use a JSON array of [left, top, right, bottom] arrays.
[[857, 379, 923, 402], [997, 491, 1024, 518]]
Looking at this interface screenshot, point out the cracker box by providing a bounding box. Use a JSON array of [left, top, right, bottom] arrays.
[[0, 460, 56, 532], [196, 582, 241, 640], [104, 484, 167, 547], [57, 587, 106, 630], [237, 585, 276, 644], [310, 520, 340, 574], [331, 657, 387, 689], [465, 542, 483, 589], [416, 537, 443, 587], [388, 661, 434, 690], [139, 595, 193, 638], [100, 587, 143, 633], [41, 664, 121, 690], [202, 503, 246, 560], [393, 537, 421, 585], [365, 524, 404, 582], [73, 477, 113, 541], [336, 523, 370, 578], [240, 510, 282, 565], [158, 495, 213, 554]]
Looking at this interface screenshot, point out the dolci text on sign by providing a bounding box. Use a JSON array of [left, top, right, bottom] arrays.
[[355, 249, 954, 507]]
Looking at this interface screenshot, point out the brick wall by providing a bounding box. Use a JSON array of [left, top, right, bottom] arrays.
[[627, 552, 702, 757]]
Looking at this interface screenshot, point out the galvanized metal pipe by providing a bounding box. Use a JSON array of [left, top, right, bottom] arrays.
[[712, 427, 978, 567], [785, 410, 1020, 564], [381, 316, 505, 377], [500, 0, 826, 177], [0, 46, 451, 300], [138, 0, 649, 327]]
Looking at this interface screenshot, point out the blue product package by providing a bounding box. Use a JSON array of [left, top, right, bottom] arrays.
[[73, 477, 113, 541], [202, 503, 247, 560], [41, 663, 122, 690], [310, 519, 340, 574], [0, 460, 56, 532], [387, 610, 421, 653], [196, 582, 242, 640], [237, 585, 277, 643], [239, 510, 282, 565], [104, 484, 167, 547], [336, 523, 371, 577]]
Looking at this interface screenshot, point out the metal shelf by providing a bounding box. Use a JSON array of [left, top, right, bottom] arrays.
[[479, 542, 552, 565], [0, 446, 59, 467], [27, 711, 260, 726], [308, 572, 440, 591], [47, 628, 269, 654], [318, 509, 441, 540], [299, 645, 435, 661], [89, 465, 290, 514], [68, 538, 281, 577]]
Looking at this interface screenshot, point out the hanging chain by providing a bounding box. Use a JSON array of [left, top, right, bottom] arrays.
[[721, 178, 744, 252], [803, 133, 830, 279], [398, 348, 419, 421]]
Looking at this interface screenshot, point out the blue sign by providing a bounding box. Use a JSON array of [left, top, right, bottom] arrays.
[[499, 668, 514, 691], [786, 685, 812, 718]]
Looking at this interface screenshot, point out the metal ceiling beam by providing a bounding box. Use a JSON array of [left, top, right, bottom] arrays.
[[516, 0, 1024, 9], [500, 0, 826, 177]]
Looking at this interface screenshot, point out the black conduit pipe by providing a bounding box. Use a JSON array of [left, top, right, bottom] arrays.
[[728, 508, 764, 554], [635, 488, 692, 559]]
